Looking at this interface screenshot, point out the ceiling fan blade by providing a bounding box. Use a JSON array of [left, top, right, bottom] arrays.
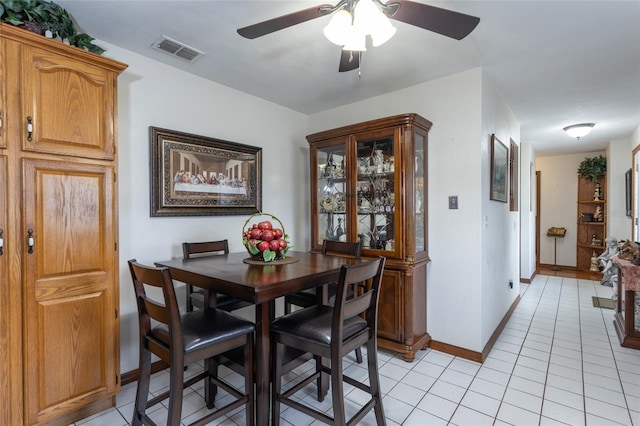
[[339, 50, 360, 72], [237, 4, 334, 39], [387, 0, 480, 40]]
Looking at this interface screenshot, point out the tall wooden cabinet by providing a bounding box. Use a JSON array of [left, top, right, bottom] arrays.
[[576, 175, 606, 273], [0, 24, 127, 425], [308, 113, 431, 361]]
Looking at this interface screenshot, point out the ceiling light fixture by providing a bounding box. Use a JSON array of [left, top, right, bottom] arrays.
[[323, 0, 396, 51], [563, 123, 595, 140]]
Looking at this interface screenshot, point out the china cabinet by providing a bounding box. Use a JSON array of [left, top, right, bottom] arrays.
[[307, 113, 431, 361], [613, 257, 640, 350], [576, 175, 606, 273], [0, 24, 127, 425]]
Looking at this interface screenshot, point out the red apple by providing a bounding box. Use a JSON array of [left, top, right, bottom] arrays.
[[278, 239, 287, 250], [258, 221, 273, 230], [250, 228, 262, 239], [257, 241, 270, 252], [273, 228, 283, 239], [261, 229, 275, 242], [269, 240, 281, 252], [252, 223, 259, 229]]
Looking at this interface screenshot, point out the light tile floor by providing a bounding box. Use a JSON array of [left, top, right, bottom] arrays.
[[72, 274, 640, 425]]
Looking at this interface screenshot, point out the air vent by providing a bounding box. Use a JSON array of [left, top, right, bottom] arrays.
[[151, 35, 205, 63]]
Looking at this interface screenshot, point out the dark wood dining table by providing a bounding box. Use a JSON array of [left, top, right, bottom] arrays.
[[155, 250, 362, 426]]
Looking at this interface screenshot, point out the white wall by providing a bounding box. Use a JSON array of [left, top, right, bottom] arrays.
[[520, 142, 537, 280], [536, 151, 605, 267], [479, 73, 521, 347], [608, 137, 634, 240], [103, 42, 309, 372], [309, 68, 519, 352]]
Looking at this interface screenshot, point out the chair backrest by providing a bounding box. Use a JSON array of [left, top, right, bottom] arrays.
[[322, 240, 362, 259], [332, 256, 385, 340], [128, 259, 182, 355], [182, 239, 229, 260]]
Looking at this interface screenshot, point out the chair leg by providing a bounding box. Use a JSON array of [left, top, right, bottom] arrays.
[[331, 353, 347, 426], [355, 347, 363, 364], [284, 298, 292, 315], [205, 358, 218, 409], [132, 346, 152, 426], [186, 285, 193, 312], [167, 356, 185, 426], [271, 338, 283, 426], [366, 339, 386, 426], [245, 334, 255, 426]]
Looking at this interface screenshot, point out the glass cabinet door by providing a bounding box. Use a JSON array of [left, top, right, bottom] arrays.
[[355, 131, 398, 254], [315, 142, 348, 245], [414, 131, 427, 254]]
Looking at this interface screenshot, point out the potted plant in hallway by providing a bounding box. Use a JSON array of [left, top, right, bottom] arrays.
[[0, 0, 104, 53], [577, 155, 607, 181]]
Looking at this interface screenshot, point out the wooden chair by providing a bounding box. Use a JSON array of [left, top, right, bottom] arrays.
[[182, 239, 252, 312], [271, 257, 387, 426], [128, 259, 255, 426], [284, 240, 364, 363]]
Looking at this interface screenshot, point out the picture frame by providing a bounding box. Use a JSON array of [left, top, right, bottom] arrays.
[[490, 134, 508, 203], [626, 168, 632, 217], [150, 127, 262, 216]]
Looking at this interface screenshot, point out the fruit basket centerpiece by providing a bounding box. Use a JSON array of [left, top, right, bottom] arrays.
[[242, 212, 293, 263]]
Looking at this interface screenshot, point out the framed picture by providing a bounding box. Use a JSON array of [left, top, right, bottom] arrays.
[[150, 127, 262, 216], [490, 134, 508, 203], [626, 168, 632, 217]]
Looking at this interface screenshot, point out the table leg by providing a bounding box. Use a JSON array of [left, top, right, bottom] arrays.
[[255, 301, 272, 426]]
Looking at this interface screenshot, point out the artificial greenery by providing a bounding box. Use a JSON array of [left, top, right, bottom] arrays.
[[577, 155, 607, 181], [0, 0, 104, 54]]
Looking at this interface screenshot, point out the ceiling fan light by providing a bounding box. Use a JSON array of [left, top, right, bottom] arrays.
[[342, 29, 367, 51], [563, 123, 595, 139], [371, 22, 396, 47], [324, 9, 352, 46]]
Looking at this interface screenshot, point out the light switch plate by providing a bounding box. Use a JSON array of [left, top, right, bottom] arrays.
[[449, 196, 458, 209]]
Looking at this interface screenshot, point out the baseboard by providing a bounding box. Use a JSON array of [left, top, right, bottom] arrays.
[[429, 294, 522, 364], [121, 360, 169, 386], [481, 294, 521, 362], [521, 271, 536, 283], [429, 340, 483, 363]]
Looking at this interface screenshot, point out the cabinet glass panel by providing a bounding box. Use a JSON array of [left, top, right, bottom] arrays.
[[317, 145, 347, 244], [355, 136, 395, 251], [415, 133, 426, 252]]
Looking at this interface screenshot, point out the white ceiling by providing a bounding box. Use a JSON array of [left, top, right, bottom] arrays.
[[57, 0, 640, 155]]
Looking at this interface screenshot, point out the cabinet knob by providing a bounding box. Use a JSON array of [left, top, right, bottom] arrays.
[[0, 229, 3, 256], [26, 116, 33, 141]]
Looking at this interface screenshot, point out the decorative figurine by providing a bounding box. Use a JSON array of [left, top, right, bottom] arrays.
[[593, 205, 602, 221], [590, 251, 600, 272], [598, 236, 619, 287], [594, 182, 602, 201]]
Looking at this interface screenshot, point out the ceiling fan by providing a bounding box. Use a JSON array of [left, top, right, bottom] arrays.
[[237, 0, 480, 72]]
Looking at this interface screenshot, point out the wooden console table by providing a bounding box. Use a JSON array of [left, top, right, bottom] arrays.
[[612, 257, 640, 349]]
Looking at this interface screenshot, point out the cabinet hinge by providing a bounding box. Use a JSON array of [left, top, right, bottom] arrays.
[[115, 242, 118, 251], [113, 172, 116, 183], [115, 309, 118, 319]]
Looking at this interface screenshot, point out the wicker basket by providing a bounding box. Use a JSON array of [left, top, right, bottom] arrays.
[[242, 212, 289, 262]]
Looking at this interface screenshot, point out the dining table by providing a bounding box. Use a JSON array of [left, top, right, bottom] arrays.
[[155, 250, 363, 425]]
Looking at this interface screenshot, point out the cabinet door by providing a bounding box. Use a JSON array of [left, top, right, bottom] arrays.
[[0, 156, 8, 425], [354, 127, 402, 258], [20, 44, 117, 160], [377, 269, 402, 342], [22, 158, 118, 424], [312, 137, 350, 249]]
